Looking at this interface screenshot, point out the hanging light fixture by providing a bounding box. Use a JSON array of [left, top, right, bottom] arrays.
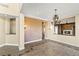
[[53, 9, 59, 24]]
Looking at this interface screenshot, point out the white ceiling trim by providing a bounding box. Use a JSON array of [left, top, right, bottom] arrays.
[[0, 3, 8, 7], [25, 15, 49, 21]]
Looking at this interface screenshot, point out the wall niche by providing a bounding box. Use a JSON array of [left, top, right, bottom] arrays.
[[9, 18, 16, 34]]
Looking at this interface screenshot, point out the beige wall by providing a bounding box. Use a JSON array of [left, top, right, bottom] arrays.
[[0, 16, 19, 46], [0, 3, 21, 47], [46, 15, 79, 47], [5, 17, 19, 45], [0, 3, 21, 16], [0, 3, 22, 45], [0, 4, 25, 51], [0, 17, 5, 45], [24, 17, 42, 42], [5, 18, 10, 34]]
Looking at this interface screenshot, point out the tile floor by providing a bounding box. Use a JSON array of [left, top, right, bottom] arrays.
[[22, 40, 79, 56], [1, 40, 79, 56], [0, 45, 19, 56]]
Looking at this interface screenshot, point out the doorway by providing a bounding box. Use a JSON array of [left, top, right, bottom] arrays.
[[42, 22, 46, 40]]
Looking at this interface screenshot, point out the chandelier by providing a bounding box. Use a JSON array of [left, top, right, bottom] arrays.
[[53, 9, 60, 24], [53, 9, 59, 21]]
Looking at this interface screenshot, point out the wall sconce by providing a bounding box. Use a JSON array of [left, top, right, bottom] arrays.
[[51, 22, 53, 25], [24, 25, 27, 30]]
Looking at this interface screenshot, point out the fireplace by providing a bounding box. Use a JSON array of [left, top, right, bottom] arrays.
[[63, 30, 73, 35]]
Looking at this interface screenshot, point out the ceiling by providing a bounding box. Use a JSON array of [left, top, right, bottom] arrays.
[[21, 3, 79, 21]]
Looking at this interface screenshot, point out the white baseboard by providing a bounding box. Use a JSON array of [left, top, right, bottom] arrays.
[[0, 43, 19, 48], [5, 43, 19, 46], [25, 39, 42, 44], [0, 44, 5, 47], [48, 39, 79, 48]]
